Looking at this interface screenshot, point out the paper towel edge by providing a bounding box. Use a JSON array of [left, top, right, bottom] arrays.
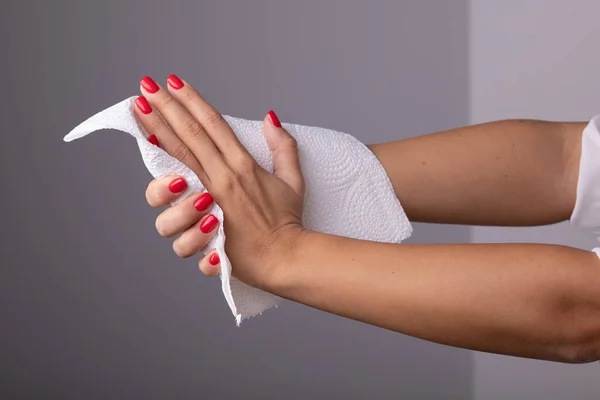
[[345, 133, 414, 241]]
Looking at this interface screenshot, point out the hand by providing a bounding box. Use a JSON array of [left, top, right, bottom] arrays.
[[134, 75, 306, 288]]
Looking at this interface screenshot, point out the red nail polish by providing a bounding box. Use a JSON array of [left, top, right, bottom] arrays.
[[168, 177, 187, 193], [135, 96, 152, 114], [200, 214, 218, 234], [147, 134, 160, 147], [209, 253, 220, 265], [167, 74, 184, 90], [194, 193, 214, 212], [268, 110, 281, 128], [141, 76, 159, 93]]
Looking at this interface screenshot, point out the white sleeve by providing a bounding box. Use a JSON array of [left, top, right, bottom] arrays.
[[570, 116, 600, 243]]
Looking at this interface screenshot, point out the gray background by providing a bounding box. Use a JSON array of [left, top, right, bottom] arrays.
[[0, 0, 597, 399]]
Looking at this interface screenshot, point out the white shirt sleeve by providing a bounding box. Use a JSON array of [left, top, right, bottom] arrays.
[[570, 116, 600, 245]]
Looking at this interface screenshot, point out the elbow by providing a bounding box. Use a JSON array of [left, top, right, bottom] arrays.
[[551, 314, 600, 364], [557, 346, 599, 364], [556, 342, 600, 364], [545, 254, 600, 364]]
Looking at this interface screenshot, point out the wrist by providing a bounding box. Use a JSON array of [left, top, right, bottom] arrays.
[[259, 227, 315, 295]]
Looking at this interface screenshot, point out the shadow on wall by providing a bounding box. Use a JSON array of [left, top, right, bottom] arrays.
[[0, 1, 472, 399]]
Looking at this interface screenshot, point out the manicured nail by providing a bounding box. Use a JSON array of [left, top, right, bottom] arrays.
[[167, 74, 184, 90], [168, 177, 187, 193], [141, 76, 159, 93], [147, 134, 160, 147], [209, 253, 220, 266], [135, 96, 152, 114], [200, 214, 218, 234], [268, 110, 281, 128], [194, 193, 214, 212]]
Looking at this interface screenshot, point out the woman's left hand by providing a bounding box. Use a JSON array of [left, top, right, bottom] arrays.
[[134, 75, 306, 289]]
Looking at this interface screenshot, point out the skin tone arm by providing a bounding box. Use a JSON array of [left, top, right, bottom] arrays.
[[134, 74, 600, 363], [270, 234, 600, 363], [369, 120, 586, 226]]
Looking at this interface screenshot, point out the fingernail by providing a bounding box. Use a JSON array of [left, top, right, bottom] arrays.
[[167, 74, 184, 90], [194, 193, 214, 212], [141, 76, 159, 93], [168, 177, 187, 193], [267, 110, 282, 128], [147, 134, 160, 147], [135, 96, 152, 114], [209, 253, 220, 266], [200, 214, 218, 234]]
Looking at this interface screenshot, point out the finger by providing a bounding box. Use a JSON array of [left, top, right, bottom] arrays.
[[263, 110, 305, 197], [172, 214, 220, 258], [166, 74, 247, 160], [134, 96, 204, 178], [140, 76, 224, 183], [155, 192, 214, 237], [199, 250, 221, 276], [146, 176, 189, 207]]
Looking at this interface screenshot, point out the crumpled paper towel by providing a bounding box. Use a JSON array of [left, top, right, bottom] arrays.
[[64, 96, 413, 324]]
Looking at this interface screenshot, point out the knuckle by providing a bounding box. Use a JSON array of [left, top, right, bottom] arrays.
[[233, 154, 256, 173], [280, 136, 300, 158], [282, 135, 298, 149], [155, 217, 170, 238], [170, 143, 193, 164], [180, 87, 197, 103], [213, 169, 237, 194], [160, 95, 176, 109], [214, 180, 234, 196], [181, 118, 205, 138], [145, 184, 164, 207], [203, 110, 224, 127], [173, 241, 192, 259], [146, 117, 163, 133]]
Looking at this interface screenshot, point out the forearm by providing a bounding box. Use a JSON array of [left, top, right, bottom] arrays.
[[369, 120, 585, 226], [268, 233, 600, 363]]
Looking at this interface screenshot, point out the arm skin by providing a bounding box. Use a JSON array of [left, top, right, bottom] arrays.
[[368, 120, 586, 226], [267, 232, 600, 364], [263, 119, 600, 364]]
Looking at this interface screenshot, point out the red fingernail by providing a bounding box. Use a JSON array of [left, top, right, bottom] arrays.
[[209, 253, 220, 265], [200, 214, 218, 234], [194, 193, 214, 212], [141, 76, 159, 93], [135, 96, 152, 114], [268, 110, 281, 128], [168, 177, 187, 193], [167, 74, 184, 90], [147, 134, 160, 147]]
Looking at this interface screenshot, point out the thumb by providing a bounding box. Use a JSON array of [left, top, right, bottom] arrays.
[[263, 110, 304, 197]]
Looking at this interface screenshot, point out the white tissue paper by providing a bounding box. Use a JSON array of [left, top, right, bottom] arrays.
[[64, 96, 413, 324]]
